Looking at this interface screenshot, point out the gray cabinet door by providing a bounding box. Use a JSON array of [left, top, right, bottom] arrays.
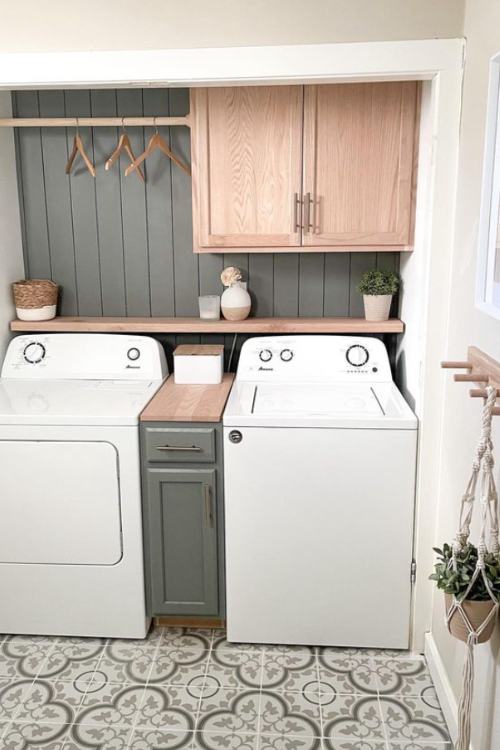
[[145, 468, 218, 616]]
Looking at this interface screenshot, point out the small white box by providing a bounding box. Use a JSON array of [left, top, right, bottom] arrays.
[[173, 345, 224, 384]]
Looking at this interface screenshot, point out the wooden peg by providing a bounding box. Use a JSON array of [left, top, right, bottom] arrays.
[[470, 388, 500, 398], [441, 361, 472, 369], [454, 373, 489, 382]]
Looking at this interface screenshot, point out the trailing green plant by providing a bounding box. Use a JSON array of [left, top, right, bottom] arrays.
[[429, 542, 500, 601], [357, 269, 400, 296]]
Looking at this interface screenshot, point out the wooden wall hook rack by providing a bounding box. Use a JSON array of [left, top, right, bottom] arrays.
[[441, 346, 500, 415]]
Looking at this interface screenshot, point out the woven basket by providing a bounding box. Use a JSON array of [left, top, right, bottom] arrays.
[[12, 279, 58, 309], [12, 279, 58, 321]]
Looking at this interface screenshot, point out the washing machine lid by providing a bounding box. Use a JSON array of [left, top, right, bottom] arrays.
[[223, 381, 418, 429], [0, 378, 164, 426]]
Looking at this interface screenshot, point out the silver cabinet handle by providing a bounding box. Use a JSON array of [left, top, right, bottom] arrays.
[[156, 445, 202, 452], [303, 192, 313, 233], [293, 192, 302, 232], [204, 485, 214, 527]]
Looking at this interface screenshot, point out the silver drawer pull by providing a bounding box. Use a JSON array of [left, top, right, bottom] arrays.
[[156, 445, 202, 452]]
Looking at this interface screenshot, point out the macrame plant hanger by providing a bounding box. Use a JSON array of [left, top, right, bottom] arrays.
[[447, 385, 500, 750]]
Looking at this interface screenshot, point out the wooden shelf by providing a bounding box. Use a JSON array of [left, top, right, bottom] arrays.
[[10, 317, 404, 334]]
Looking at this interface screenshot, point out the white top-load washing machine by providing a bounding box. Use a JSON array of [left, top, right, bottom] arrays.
[[0, 333, 167, 639], [223, 335, 418, 649]]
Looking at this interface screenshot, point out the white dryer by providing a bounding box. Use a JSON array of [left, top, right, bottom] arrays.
[[0, 333, 167, 639], [223, 335, 418, 649]]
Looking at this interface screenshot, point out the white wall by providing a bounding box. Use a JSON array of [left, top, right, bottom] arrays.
[[428, 1, 500, 748], [0, 0, 464, 53], [0, 92, 24, 360]]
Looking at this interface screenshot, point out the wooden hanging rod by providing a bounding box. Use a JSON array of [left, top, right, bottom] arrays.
[[0, 116, 191, 128], [441, 345, 500, 415]]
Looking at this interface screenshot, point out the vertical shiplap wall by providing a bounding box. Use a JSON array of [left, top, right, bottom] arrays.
[[13, 88, 399, 319]]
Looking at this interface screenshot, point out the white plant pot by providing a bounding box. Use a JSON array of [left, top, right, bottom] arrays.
[[16, 305, 57, 321], [221, 283, 251, 321], [363, 295, 392, 322]]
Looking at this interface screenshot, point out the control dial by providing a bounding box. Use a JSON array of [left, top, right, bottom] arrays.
[[259, 349, 273, 363], [346, 344, 369, 368], [127, 347, 141, 361], [280, 349, 294, 362], [23, 342, 46, 364]]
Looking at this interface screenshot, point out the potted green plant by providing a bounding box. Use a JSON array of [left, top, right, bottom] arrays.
[[357, 269, 400, 322], [430, 543, 500, 643]]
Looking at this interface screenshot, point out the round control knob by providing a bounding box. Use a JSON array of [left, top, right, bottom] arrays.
[[229, 430, 243, 444], [127, 347, 141, 361], [259, 349, 273, 363], [23, 342, 46, 364], [346, 344, 369, 368], [280, 348, 294, 362]]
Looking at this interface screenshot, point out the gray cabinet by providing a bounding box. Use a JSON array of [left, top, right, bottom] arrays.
[[141, 422, 224, 618]]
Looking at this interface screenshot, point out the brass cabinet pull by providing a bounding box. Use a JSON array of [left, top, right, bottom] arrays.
[[303, 192, 314, 233], [293, 192, 302, 232], [156, 445, 202, 452], [204, 485, 214, 527]]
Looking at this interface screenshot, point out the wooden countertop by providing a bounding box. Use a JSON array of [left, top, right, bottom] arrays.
[[141, 374, 235, 423], [10, 316, 404, 334]]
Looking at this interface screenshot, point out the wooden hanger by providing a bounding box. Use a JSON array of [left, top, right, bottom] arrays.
[[105, 119, 144, 182], [124, 118, 191, 177], [65, 119, 96, 177]]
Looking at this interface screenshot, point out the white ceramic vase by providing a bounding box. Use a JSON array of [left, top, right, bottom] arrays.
[[221, 282, 251, 321], [363, 294, 392, 322]]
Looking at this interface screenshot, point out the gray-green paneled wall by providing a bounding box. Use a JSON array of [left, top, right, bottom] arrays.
[[13, 89, 399, 318]]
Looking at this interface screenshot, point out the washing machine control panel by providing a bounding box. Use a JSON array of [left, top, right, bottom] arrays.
[[236, 336, 392, 383], [2, 334, 167, 380]]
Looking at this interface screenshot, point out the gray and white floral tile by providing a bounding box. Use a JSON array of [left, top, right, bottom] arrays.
[[0, 629, 451, 750], [321, 695, 386, 741], [318, 650, 378, 696], [92, 645, 155, 685], [134, 684, 199, 733], [148, 648, 209, 687], [160, 628, 213, 652], [15, 680, 85, 725], [75, 684, 144, 728], [64, 723, 132, 749], [129, 726, 196, 749], [260, 650, 318, 692], [1, 720, 70, 749], [322, 741, 387, 750], [0, 679, 34, 723], [258, 690, 322, 738], [379, 696, 451, 744], [197, 689, 260, 736], [0, 640, 52, 680], [387, 742, 453, 750], [213, 632, 263, 654], [204, 651, 263, 692], [257, 736, 322, 750], [372, 658, 435, 698]]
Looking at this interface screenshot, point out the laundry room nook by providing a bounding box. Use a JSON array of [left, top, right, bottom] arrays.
[[0, 2, 500, 749]]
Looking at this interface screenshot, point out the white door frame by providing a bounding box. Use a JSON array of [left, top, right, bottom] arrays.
[[0, 39, 465, 650]]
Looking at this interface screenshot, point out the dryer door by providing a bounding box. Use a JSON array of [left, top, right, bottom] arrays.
[[0, 440, 122, 565]]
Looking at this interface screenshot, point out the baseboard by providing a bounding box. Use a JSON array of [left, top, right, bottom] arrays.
[[425, 631, 464, 748], [155, 616, 225, 629]]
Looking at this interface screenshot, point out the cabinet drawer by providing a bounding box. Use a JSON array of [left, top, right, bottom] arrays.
[[144, 427, 216, 463]]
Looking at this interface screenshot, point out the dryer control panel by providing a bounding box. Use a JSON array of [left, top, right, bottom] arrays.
[[236, 336, 393, 383], [2, 334, 167, 380]]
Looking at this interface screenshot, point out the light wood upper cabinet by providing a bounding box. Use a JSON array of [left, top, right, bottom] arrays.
[[302, 82, 418, 247], [191, 86, 303, 248], [190, 82, 419, 253]]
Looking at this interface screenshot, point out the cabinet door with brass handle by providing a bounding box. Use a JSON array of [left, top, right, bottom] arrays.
[[302, 81, 418, 247]]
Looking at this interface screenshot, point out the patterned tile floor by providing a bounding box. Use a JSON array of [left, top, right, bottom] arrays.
[[0, 627, 452, 750]]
